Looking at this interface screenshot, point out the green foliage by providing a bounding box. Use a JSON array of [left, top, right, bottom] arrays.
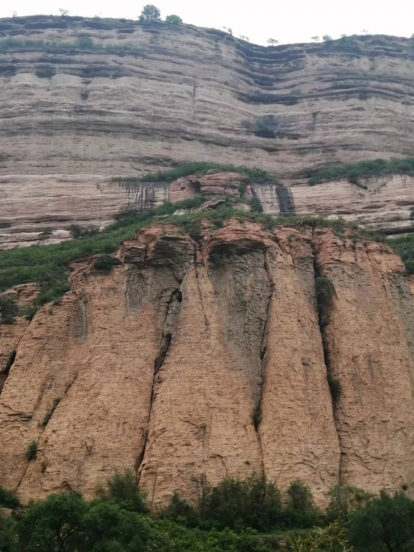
[[287, 481, 316, 513], [323, 35, 333, 43], [96, 470, 148, 514], [0, 509, 18, 552], [327, 484, 370, 522], [389, 234, 414, 275], [315, 276, 335, 327], [0, 296, 19, 324], [93, 254, 121, 272], [113, 162, 277, 184], [252, 403, 262, 430], [0, 486, 21, 509], [17, 493, 88, 552], [199, 472, 282, 532], [25, 441, 38, 462], [308, 157, 414, 186], [286, 522, 351, 551], [349, 491, 414, 552], [165, 14, 183, 24], [42, 398, 61, 427], [139, 4, 161, 21]]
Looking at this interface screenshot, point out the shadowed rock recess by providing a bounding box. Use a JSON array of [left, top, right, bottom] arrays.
[[1, 219, 414, 507]]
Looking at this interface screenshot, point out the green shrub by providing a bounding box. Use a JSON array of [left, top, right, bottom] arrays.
[[0, 509, 18, 552], [286, 522, 350, 551], [308, 157, 414, 186], [96, 469, 148, 514], [199, 472, 282, 532], [25, 441, 38, 462], [0, 296, 19, 324], [93, 254, 121, 271], [139, 4, 161, 21], [76, 34, 93, 48], [287, 480, 315, 513], [165, 14, 183, 24], [327, 483, 370, 522], [349, 491, 414, 552], [252, 404, 262, 430], [315, 276, 335, 327], [0, 486, 21, 509], [243, 116, 278, 138], [113, 162, 277, 184]]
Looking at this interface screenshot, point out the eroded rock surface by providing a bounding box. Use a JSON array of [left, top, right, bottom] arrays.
[[1, 221, 414, 506]]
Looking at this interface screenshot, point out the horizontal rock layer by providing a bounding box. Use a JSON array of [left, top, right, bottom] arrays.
[[1, 220, 413, 506], [1, 17, 414, 245]]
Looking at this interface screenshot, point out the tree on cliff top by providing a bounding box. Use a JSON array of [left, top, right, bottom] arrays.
[[139, 5, 161, 22], [165, 15, 183, 25]]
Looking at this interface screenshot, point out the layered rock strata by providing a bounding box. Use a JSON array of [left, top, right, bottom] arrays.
[[1, 220, 413, 506], [2, 16, 414, 245]]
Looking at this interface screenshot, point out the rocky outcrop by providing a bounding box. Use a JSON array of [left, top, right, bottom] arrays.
[[1, 220, 413, 506], [2, 16, 414, 245]]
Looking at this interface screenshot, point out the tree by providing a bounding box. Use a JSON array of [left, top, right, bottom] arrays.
[[327, 484, 370, 522], [267, 38, 279, 46], [239, 35, 249, 42], [311, 36, 320, 42], [139, 5, 161, 22], [165, 14, 183, 25], [222, 27, 233, 36], [349, 491, 414, 551], [18, 493, 88, 552], [59, 8, 70, 16], [96, 469, 148, 514], [323, 35, 333, 43], [0, 510, 18, 552], [287, 480, 315, 512]]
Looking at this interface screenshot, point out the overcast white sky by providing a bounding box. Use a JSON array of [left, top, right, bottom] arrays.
[[0, 0, 413, 46]]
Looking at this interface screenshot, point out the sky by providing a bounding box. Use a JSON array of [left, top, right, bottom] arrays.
[[0, 0, 413, 46]]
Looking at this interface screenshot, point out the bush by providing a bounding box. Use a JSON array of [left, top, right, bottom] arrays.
[[139, 4, 161, 21], [25, 441, 38, 462], [349, 491, 414, 551], [0, 509, 18, 552], [93, 254, 121, 271], [286, 522, 350, 551], [165, 14, 182, 24], [327, 484, 370, 522], [328, 376, 341, 403], [0, 486, 21, 509], [315, 276, 335, 327], [308, 157, 414, 186], [287, 480, 315, 513], [199, 472, 282, 532], [0, 296, 19, 324], [96, 469, 148, 514]]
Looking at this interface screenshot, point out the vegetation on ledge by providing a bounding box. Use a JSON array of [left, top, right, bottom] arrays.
[[308, 157, 414, 186], [389, 234, 414, 274], [0, 196, 385, 316], [112, 162, 278, 184]]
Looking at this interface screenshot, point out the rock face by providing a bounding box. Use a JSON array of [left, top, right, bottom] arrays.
[[2, 16, 414, 245], [1, 220, 414, 506]]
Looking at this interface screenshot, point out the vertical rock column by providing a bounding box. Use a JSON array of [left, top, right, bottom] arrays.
[[314, 229, 414, 495], [259, 228, 340, 505]]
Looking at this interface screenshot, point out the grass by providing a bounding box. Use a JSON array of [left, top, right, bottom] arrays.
[[308, 157, 414, 186], [0, 195, 386, 311], [112, 162, 278, 184], [389, 234, 414, 274]]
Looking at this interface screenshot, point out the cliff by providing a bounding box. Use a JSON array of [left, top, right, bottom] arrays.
[[1, 219, 414, 507], [1, 16, 414, 245]]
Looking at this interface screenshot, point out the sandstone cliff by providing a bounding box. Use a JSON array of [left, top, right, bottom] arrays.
[[1, 16, 414, 245], [1, 220, 413, 507]]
